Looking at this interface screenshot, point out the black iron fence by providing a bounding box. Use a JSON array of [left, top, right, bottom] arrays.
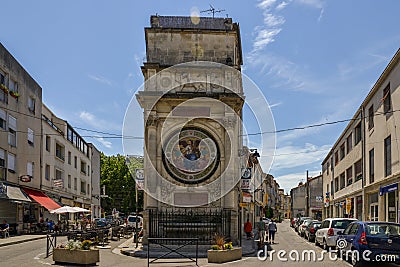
[[148, 209, 231, 244]]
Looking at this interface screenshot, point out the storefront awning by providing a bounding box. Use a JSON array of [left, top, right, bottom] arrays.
[[23, 188, 61, 211], [7, 185, 31, 202], [380, 183, 398, 196]]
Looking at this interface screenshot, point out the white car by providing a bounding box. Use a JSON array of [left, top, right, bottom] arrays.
[[315, 218, 357, 250], [127, 215, 143, 229]]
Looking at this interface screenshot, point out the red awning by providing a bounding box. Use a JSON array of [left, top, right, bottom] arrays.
[[23, 188, 62, 211]]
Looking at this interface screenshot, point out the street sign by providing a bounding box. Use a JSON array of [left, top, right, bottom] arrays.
[[19, 175, 32, 183], [241, 178, 251, 190], [239, 203, 248, 207], [135, 168, 144, 191], [242, 192, 252, 203]]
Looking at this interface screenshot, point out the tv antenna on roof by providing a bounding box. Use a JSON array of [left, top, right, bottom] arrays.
[[201, 4, 225, 18]]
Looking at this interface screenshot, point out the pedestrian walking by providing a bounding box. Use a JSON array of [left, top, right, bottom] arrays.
[[268, 219, 277, 244], [244, 219, 253, 239]]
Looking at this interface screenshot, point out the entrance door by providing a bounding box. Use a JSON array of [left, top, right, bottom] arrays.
[[387, 191, 397, 222], [370, 204, 378, 221]]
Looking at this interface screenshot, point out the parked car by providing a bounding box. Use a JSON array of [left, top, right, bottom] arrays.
[[127, 215, 143, 229], [304, 221, 321, 242], [295, 217, 313, 232], [337, 221, 400, 266], [315, 218, 357, 250], [298, 219, 314, 237], [94, 218, 110, 228]]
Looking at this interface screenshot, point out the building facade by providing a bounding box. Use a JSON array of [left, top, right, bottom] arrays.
[[306, 175, 323, 220], [290, 182, 306, 218], [322, 49, 400, 223], [136, 15, 244, 244], [0, 42, 100, 233]]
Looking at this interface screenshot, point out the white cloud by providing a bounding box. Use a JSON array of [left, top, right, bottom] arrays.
[[88, 74, 112, 86], [275, 170, 321, 192], [79, 111, 121, 132], [271, 143, 330, 171], [295, 0, 324, 9], [257, 0, 278, 10], [253, 29, 282, 51], [95, 136, 112, 149], [276, 1, 289, 10], [263, 13, 285, 27]]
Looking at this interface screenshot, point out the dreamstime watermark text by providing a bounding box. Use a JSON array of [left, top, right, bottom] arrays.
[[257, 244, 398, 263]]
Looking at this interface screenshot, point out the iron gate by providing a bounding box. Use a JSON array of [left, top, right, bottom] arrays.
[[148, 209, 231, 244]]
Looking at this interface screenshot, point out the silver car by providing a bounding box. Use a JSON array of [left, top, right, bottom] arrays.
[[315, 218, 357, 250]]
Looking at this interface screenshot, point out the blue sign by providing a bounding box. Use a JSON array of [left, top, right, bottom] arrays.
[[380, 183, 398, 196]]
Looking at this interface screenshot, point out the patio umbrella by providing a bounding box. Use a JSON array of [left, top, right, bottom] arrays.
[[50, 205, 81, 214], [74, 207, 91, 213]]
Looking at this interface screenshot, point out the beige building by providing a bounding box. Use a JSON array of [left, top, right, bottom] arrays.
[[0, 42, 101, 234], [322, 49, 400, 223], [41, 104, 93, 215], [0, 42, 43, 233]]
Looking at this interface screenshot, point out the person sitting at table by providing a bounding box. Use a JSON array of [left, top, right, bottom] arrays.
[[1, 220, 10, 238]]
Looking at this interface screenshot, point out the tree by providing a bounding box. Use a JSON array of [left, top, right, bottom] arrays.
[[100, 154, 144, 216]]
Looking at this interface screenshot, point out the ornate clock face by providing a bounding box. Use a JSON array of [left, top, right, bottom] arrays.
[[162, 128, 220, 184]]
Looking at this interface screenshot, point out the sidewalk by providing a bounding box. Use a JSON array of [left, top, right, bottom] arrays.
[[0, 234, 47, 247], [120, 235, 257, 258]]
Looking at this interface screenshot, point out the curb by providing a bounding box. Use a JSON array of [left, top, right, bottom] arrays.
[[0, 236, 47, 247]]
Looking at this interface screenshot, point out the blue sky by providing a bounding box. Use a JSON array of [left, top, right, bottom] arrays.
[[1, 0, 399, 193]]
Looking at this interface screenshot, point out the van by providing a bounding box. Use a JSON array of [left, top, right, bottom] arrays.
[[127, 215, 143, 229]]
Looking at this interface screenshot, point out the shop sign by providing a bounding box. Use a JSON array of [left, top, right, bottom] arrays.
[[242, 192, 252, 203], [346, 198, 352, 214], [241, 178, 251, 190], [135, 169, 144, 191], [19, 175, 32, 183]]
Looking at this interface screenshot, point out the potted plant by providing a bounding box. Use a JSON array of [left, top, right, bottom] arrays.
[[0, 84, 8, 94], [53, 239, 100, 265], [9, 90, 19, 98], [207, 234, 242, 263]]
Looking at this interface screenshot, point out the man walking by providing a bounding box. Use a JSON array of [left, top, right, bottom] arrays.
[[244, 219, 253, 239], [268, 219, 277, 244]]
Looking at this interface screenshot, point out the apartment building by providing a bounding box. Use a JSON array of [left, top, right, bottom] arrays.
[[0, 42, 46, 233], [0, 43, 101, 233], [41, 104, 93, 217], [90, 143, 101, 218], [322, 49, 400, 223]]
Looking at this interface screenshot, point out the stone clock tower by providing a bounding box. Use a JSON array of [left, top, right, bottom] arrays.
[[136, 15, 244, 244]]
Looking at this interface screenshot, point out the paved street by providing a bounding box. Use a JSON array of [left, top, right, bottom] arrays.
[[1, 220, 398, 267]]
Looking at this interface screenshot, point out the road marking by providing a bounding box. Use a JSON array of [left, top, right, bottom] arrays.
[[34, 252, 51, 265]]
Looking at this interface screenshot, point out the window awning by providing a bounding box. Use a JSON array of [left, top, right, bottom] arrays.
[[7, 185, 31, 202], [23, 188, 61, 211]]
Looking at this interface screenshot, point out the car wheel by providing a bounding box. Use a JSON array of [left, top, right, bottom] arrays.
[[350, 249, 361, 267]]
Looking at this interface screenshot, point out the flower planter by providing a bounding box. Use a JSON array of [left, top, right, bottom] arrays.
[[53, 248, 100, 265], [207, 247, 242, 263], [9, 91, 19, 98]]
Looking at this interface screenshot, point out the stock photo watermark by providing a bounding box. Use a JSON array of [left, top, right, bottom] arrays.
[[256, 238, 398, 263]]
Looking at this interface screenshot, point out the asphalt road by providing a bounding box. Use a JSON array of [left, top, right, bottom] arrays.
[[0, 221, 398, 267]]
